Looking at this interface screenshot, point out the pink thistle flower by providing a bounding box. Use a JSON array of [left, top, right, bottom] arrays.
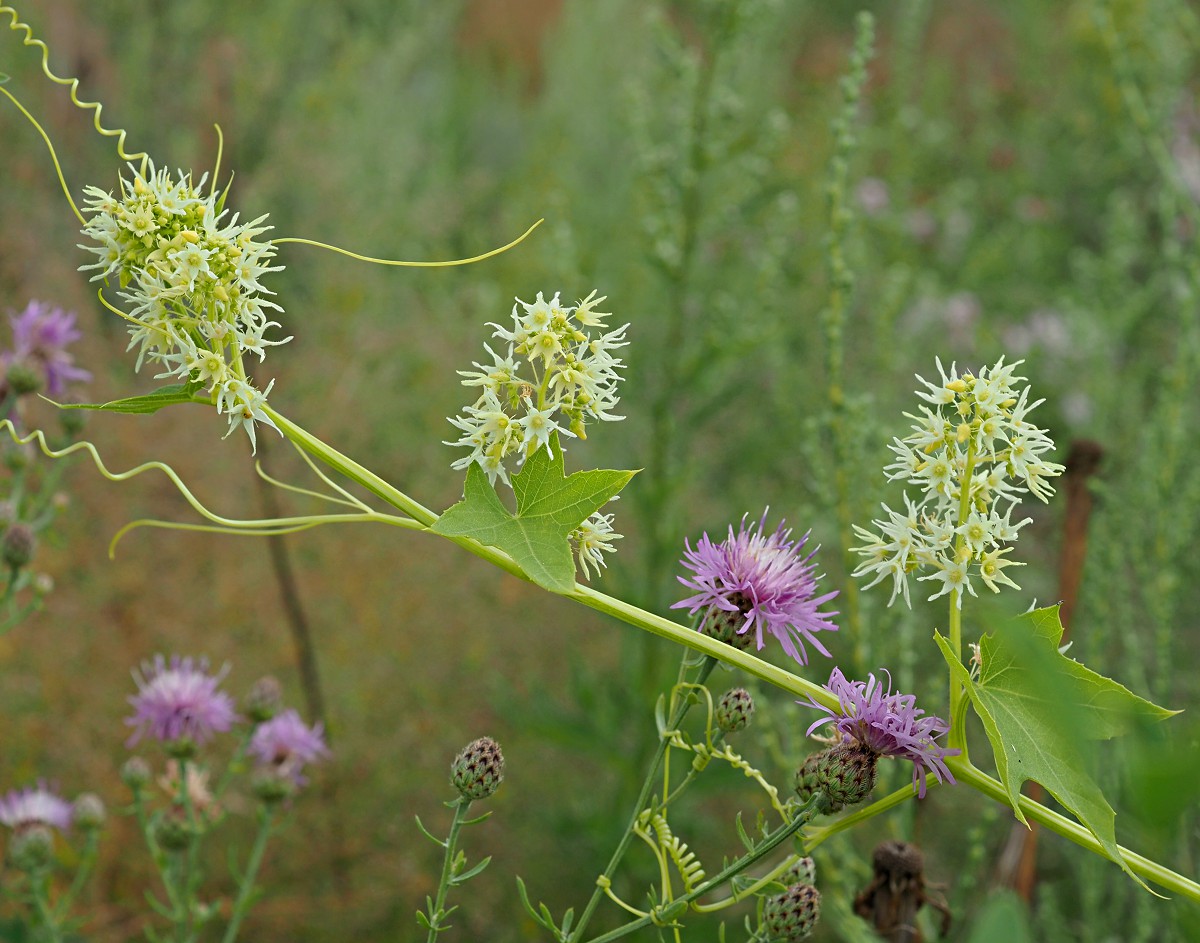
[[672, 511, 839, 666], [4, 301, 91, 396], [249, 709, 329, 786], [126, 655, 238, 748], [0, 782, 73, 831], [805, 668, 958, 798]]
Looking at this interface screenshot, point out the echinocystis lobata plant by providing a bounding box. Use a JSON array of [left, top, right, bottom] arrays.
[[0, 4, 1196, 941]]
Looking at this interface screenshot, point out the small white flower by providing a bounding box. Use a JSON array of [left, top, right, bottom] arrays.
[[921, 556, 977, 607], [572, 510, 622, 579]]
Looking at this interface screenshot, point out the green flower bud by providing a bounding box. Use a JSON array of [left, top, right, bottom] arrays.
[[763, 882, 821, 942], [4, 443, 33, 472], [73, 793, 107, 830], [121, 756, 153, 792], [2, 524, 37, 570], [155, 812, 194, 852], [251, 768, 294, 805], [782, 855, 816, 888], [795, 743, 878, 814], [244, 676, 284, 724], [7, 825, 54, 872], [451, 736, 505, 801], [700, 607, 755, 651], [715, 687, 755, 733], [5, 359, 42, 395]]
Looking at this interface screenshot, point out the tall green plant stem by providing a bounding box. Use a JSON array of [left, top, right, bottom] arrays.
[[220, 806, 275, 943], [426, 798, 473, 943], [567, 656, 718, 943]]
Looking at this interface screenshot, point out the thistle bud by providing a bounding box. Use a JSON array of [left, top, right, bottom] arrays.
[[121, 757, 153, 792], [73, 793, 106, 831], [2, 524, 37, 570], [715, 687, 755, 733], [244, 676, 284, 723], [700, 608, 755, 651], [794, 743, 878, 813], [7, 825, 54, 872], [763, 882, 821, 942], [451, 736, 505, 801], [250, 768, 294, 805], [5, 359, 43, 395], [155, 811, 194, 852], [782, 855, 816, 888]]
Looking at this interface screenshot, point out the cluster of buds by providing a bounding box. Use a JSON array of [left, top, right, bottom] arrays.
[[851, 357, 1063, 608], [78, 161, 287, 450], [446, 290, 627, 487]]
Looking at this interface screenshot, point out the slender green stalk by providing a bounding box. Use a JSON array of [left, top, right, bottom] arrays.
[[582, 798, 819, 943], [221, 807, 276, 943], [55, 829, 100, 919], [425, 798, 473, 942], [568, 656, 718, 943], [947, 436, 978, 755]]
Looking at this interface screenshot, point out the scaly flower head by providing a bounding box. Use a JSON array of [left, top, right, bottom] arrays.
[[248, 708, 329, 786], [3, 300, 91, 396], [852, 357, 1063, 608], [672, 511, 838, 666], [78, 160, 287, 450], [804, 668, 957, 798], [0, 782, 73, 831], [126, 654, 238, 749]]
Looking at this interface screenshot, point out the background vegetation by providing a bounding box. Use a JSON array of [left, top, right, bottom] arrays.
[[1, 0, 1198, 939]]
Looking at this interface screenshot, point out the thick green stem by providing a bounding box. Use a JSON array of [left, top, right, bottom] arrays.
[[950, 759, 1199, 900], [947, 437, 978, 754]]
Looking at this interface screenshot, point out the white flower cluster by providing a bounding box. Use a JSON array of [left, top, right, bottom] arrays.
[[78, 161, 288, 450], [447, 290, 629, 579], [447, 291, 627, 485], [851, 357, 1064, 608]]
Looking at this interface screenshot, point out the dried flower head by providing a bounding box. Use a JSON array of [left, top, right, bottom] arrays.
[[673, 511, 838, 666], [126, 654, 238, 749], [0, 783, 73, 832], [804, 668, 957, 798], [248, 709, 329, 787], [3, 301, 91, 397]]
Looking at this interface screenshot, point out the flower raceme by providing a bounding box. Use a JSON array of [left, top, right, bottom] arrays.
[[673, 511, 838, 667], [851, 357, 1064, 608], [446, 290, 627, 488], [78, 161, 288, 450]]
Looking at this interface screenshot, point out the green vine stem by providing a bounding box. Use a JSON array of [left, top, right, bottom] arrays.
[[220, 806, 276, 943]]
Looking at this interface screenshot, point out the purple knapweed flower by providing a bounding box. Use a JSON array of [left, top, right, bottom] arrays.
[[672, 511, 839, 666], [804, 668, 958, 798], [126, 655, 238, 748], [0, 782, 73, 831], [4, 301, 91, 396], [249, 709, 329, 786]]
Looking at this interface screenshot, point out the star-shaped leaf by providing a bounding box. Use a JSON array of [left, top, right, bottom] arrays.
[[935, 606, 1177, 887], [432, 438, 636, 593]]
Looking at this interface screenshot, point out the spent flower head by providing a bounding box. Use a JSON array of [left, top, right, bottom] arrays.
[[446, 291, 627, 487], [852, 357, 1063, 608], [126, 654, 238, 750], [804, 668, 957, 798], [672, 511, 838, 666], [0, 782, 73, 832], [2, 301, 91, 398], [78, 161, 288, 450]]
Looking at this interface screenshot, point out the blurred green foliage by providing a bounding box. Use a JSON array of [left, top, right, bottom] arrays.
[[1, 0, 1199, 939]]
